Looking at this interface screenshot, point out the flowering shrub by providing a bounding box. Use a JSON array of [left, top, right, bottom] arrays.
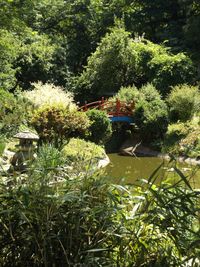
[[23, 82, 77, 111]]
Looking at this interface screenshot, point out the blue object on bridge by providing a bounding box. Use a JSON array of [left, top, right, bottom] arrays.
[[109, 116, 134, 123]]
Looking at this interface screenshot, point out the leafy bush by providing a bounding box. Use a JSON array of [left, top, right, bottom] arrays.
[[0, 162, 121, 266], [76, 26, 141, 100], [0, 30, 21, 91], [167, 84, 200, 122], [31, 105, 90, 147], [180, 128, 200, 158], [134, 84, 169, 142], [16, 30, 56, 89], [111, 85, 140, 104], [164, 117, 200, 157], [33, 144, 66, 174], [62, 138, 105, 161], [164, 122, 190, 154], [23, 82, 77, 111], [149, 53, 195, 95], [0, 88, 16, 119], [62, 138, 106, 175], [0, 89, 34, 136], [0, 155, 199, 266], [76, 25, 195, 100], [86, 109, 112, 144]]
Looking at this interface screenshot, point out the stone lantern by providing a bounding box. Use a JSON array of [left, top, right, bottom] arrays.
[[10, 131, 39, 171]]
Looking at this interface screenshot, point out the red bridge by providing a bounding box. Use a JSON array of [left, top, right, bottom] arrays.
[[79, 98, 135, 123]]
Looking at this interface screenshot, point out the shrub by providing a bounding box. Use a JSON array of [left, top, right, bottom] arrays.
[[149, 53, 195, 95], [180, 128, 200, 158], [62, 138, 105, 161], [134, 84, 169, 141], [86, 109, 112, 144], [0, 159, 123, 266], [167, 84, 200, 122], [75, 25, 195, 100], [164, 122, 190, 153], [33, 144, 66, 175], [31, 105, 90, 147], [0, 30, 21, 91], [0, 155, 199, 266], [75, 26, 141, 100], [0, 88, 16, 119], [23, 82, 77, 111], [62, 138, 106, 175], [164, 116, 200, 157], [111, 85, 140, 104], [0, 89, 34, 136]]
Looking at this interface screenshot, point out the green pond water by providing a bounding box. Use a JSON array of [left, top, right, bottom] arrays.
[[106, 153, 200, 187]]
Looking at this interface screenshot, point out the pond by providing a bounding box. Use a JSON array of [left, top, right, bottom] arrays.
[[106, 153, 200, 188]]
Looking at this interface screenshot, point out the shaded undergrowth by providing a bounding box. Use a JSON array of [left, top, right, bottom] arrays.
[[0, 147, 199, 267]]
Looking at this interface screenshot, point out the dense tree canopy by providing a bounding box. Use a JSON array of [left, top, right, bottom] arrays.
[[76, 25, 195, 99], [0, 0, 199, 99]]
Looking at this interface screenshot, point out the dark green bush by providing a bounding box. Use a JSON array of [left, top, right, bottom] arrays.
[[31, 105, 90, 147], [112, 85, 140, 104], [134, 84, 169, 142], [0, 89, 33, 136], [0, 88, 16, 119], [149, 53, 195, 95], [86, 109, 112, 144], [167, 84, 200, 122], [75, 26, 195, 100]]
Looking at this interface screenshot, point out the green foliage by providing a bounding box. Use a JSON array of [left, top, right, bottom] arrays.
[[62, 138, 106, 175], [0, 135, 6, 156], [76, 25, 139, 100], [0, 30, 21, 90], [112, 85, 140, 103], [23, 82, 77, 110], [164, 117, 200, 158], [0, 162, 120, 266], [0, 0, 199, 96], [167, 84, 200, 122], [76, 26, 195, 100], [62, 138, 105, 161], [33, 144, 66, 174], [149, 53, 195, 95], [0, 151, 199, 266], [31, 105, 90, 147], [16, 30, 56, 88], [0, 88, 16, 118], [0, 89, 34, 136], [180, 128, 200, 158], [134, 84, 169, 142], [126, 170, 200, 266], [86, 109, 112, 144]]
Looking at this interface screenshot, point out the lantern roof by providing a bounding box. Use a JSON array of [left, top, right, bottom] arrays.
[[14, 131, 39, 141]]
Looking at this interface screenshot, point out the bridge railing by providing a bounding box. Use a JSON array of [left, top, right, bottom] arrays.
[[79, 98, 135, 117]]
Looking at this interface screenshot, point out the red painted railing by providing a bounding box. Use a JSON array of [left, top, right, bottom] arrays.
[[79, 98, 135, 117]]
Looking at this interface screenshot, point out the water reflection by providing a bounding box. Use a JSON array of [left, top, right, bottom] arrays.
[[106, 154, 200, 187]]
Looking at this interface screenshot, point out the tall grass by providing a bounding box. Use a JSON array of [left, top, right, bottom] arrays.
[[0, 147, 199, 266], [0, 136, 6, 156]]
